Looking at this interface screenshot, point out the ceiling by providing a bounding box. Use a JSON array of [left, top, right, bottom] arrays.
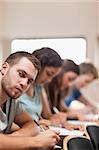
[[0, 0, 97, 2]]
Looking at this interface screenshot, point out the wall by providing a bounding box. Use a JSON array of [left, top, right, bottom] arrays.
[[0, 1, 97, 66], [95, 2, 99, 68]]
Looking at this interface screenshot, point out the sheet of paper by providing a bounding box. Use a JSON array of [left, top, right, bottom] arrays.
[[68, 120, 97, 126], [84, 114, 99, 120], [49, 126, 84, 136]]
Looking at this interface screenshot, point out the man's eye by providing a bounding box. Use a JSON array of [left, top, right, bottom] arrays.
[[27, 79, 34, 84], [19, 71, 25, 78]]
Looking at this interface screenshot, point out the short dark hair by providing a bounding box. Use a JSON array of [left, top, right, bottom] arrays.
[[5, 51, 41, 72], [79, 62, 98, 79], [32, 47, 63, 68]]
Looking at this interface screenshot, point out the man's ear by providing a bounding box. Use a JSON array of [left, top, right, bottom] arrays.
[[1, 62, 9, 75]]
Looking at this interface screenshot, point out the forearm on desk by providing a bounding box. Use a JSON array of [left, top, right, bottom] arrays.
[[11, 120, 39, 137], [0, 134, 42, 150]]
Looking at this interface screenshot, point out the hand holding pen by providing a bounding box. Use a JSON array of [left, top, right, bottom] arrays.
[[33, 119, 61, 149], [36, 112, 42, 120], [36, 112, 51, 129], [33, 119, 45, 132]]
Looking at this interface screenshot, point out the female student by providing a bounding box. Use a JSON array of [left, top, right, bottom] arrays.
[[45, 59, 81, 120]]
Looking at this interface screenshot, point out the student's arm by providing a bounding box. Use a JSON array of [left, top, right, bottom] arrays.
[[40, 89, 82, 129], [10, 123, 20, 133], [40, 87, 67, 125], [59, 98, 69, 112], [79, 95, 91, 106], [59, 98, 81, 118], [11, 111, 39, 136], [79, 95, 96, 109], [59, 99, 78, 119], [0, 133, 37, 149], [0, 130, 60, 149], [40, 87, 53, 119], [59, 98, 87, 121], [78, 95, 98, 113]]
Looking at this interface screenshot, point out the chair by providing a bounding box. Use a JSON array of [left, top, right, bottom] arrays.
[[85, 125, 99, 150], [63, 135, 93, 150]]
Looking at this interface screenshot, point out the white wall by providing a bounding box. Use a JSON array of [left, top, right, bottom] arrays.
[[0, 4, 3, 64], [95, 2, 99, 68], [97, 1, 99, 35], [0, 1, 98, 66]]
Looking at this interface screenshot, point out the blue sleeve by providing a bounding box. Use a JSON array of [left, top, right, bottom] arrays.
[[65, 94, 74, 107], [65, 88, 82, 107], [73, 88, 81, 99]]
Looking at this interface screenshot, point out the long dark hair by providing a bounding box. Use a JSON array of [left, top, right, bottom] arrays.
[[32, 47, 63, 69], [45, 59, 79, 111]]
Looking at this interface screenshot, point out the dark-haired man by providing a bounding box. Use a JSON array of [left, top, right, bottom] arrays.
[[0, 51, 60, 149]]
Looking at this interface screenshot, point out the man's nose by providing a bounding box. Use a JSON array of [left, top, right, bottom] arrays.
[[20, 78, 28, 90]]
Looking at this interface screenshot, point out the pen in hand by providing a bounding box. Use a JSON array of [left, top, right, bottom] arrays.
[[53, 107, 59, 113], [33, 119, 61, 149], [36, 112, 42, 120], [33, 119, 45, 132], [36, 112, 49, 129]]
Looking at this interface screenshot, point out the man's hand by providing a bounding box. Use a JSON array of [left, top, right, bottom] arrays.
[[34, 129, 60, 148]]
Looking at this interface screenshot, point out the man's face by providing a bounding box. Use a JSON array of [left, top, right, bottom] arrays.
[[75, 74, 94, 88], [1, 57, 38, 99]]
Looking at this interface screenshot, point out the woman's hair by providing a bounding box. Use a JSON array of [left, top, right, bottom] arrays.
[[61, 59, 79, 75], [79, 62, 98, 79], [45, 59, 79, 111], [32, 47, 63, 69]]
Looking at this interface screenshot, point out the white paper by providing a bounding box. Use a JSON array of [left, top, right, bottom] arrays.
[[49, 126, 84, 136], [84, 114, 99, 120], [68, 120, 97, 126]]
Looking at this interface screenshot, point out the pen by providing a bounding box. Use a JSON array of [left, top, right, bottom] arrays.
[[53, 107, 65, 128], [54, 145, 62, 149], [36, 112, 49, 129], [33, 119, 45, 132], [34, 119, 62, 149], [53, 106, 59, 113], [36, 112, 42, 120]]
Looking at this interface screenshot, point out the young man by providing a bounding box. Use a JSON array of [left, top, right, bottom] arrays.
[[0, 51, 60, 149]]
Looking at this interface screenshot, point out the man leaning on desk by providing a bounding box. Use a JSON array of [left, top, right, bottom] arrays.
[[0, 51, 60, 149]]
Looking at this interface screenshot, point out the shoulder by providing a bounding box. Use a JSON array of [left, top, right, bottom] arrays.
[[35, 84, 43, 92]]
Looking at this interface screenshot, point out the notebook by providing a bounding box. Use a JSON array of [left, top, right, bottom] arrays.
[[80, 79, 99, 109]]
